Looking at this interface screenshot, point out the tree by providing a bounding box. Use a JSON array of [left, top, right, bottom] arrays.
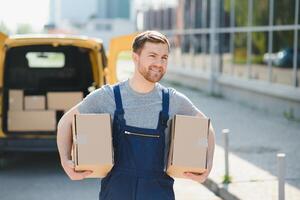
[[16, 23, 33, 34], [0, 21, 11, 35]]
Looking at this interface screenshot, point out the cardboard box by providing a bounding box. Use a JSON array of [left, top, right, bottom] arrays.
[[47, 92, 83, 111], [8, 110, 56, 131], [167, 115, 210, 179], [72, 114, 113, 178], [9, 90, 23, 110], [24, 95, 46, 110]]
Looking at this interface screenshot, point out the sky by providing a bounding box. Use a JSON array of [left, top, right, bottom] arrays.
[[0, 0, 178, 34], [0, 0, 50, 33]]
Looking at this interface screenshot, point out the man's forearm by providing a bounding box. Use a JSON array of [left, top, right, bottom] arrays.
[[56, 106, 92, 180], [57, 117, 73, 163], [57, 107, 79, 163]]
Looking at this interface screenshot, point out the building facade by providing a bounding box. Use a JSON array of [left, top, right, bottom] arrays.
[[139, 0, 300, 119]]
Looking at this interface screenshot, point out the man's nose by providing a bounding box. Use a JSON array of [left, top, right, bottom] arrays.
[[153, 59, 165, 67]]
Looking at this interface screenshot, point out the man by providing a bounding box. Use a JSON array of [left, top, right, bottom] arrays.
[[57, 30, 215, 200]]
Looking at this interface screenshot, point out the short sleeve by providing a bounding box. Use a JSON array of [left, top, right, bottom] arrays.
[[78, 85, 114, 114], [171, 88, 200, 116]]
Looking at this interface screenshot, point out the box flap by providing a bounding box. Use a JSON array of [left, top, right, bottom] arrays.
[[167, 116, 176, 169], [72, 114, 79, 166], [205, 119, 210, 169]]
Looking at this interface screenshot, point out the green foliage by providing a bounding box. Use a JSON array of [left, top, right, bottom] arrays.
[[274, 0, 296, 25], [284, 108, 295, 120], [0, 21, 11, 35], [224, 0, 299, 61], [209, 92, 223, 99], [252, 32, 267, 55], [222, 175, 232, 184], [233, 48, 263, 64], [283, 108, 300, 122], [118, 51, 132, 60], [16, 24, 33, 34]]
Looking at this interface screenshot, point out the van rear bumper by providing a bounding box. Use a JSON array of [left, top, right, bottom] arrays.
[[0, 137, 57, 152]]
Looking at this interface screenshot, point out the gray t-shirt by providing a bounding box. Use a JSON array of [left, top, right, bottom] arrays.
[[78, 79, 200, 168]]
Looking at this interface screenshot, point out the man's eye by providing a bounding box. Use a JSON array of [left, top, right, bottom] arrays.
[[149, 55, 155, 57]]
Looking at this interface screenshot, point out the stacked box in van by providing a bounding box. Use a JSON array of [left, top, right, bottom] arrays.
[[7, 89, 83, 132]]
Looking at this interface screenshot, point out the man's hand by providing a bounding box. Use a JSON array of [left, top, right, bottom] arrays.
[[61, 160, 93, 180], [183, 170, 209, 183]]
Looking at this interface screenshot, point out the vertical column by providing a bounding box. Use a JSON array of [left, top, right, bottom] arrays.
[[162, 1, 168, 30], [222, 129, 230, 179], [267, 0, 274, 82], [277, 153, 286, 200], [189, 0, 196, 69], [293, 0, 299, 87], [230, 0, 235, 75], [54, 0, 61, 27], [209, 0, 220, 95], [246, 0, 253, 79], [201, 0, 208, 71]]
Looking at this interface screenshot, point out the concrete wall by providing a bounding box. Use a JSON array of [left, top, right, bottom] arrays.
[[165, 68, 300, 120]]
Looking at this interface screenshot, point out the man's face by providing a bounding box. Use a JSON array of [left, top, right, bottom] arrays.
[[133, 42, 169, 83]]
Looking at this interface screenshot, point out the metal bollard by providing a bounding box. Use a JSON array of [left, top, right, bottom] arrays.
[[277, 153, 286, 200], [222, 129, 230, 179]]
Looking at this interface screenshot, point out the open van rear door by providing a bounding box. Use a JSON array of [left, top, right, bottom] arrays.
[[0, 32, 8, 89], [0, 32, 7, 138], [105, 33, 138, 83]]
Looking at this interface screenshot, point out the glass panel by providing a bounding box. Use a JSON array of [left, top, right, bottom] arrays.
[[220, 0, 230, 28], [298, 30, 300, 87], [251, 32, 268, 81], [271, 31, 294, 85], [233, 32, 248, 78], [194, 0, 202, 28], [253, 0, 269, 26], [169, 33, 182, 69], [234, 1, 249, 27], [274, 0, 295, 25], [181, 34, 191, 69], [221, 33, 233, 75], [26, 52, 65, 68], [195, 34, 209, 72], [298, 0, 300, 25]]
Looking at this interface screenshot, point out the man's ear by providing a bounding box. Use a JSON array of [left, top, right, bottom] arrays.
[[132, 52, 139, 64]]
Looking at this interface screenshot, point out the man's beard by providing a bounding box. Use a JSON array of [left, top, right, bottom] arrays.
[[138, 65, 165, 83]]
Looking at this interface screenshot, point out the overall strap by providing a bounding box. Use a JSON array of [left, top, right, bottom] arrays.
[[158, 88, 170, 130], [113, 85, 124, 115], [162, 88, 169, 115], [113, 84, 126, 128]]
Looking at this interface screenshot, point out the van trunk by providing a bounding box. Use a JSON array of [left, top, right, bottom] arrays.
[[2, 45, 95, 136]]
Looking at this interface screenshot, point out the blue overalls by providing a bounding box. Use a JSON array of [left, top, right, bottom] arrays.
[[99, 84, 175, 200]]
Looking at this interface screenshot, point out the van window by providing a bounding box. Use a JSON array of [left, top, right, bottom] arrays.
[[4, 45, 94, 91], [26, 52, 65, 68]]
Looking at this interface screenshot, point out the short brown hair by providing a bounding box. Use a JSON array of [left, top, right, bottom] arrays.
[[132, 30, 170, 54]]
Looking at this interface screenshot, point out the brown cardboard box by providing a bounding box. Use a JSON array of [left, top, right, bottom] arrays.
[[167, 114, 210, 179], [24, 95, 46, 110], [72, 114, 113, 178], [9, 90, 23, 110], [8, 110, 56, 131], [47, 92, 83, 111]]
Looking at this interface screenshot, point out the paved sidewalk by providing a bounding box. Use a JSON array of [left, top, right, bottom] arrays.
[[174, 178, 221, 200], [164, 80, 300, 200]]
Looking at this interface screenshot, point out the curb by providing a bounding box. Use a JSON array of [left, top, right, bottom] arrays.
[[203, 178, 240, 200]]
